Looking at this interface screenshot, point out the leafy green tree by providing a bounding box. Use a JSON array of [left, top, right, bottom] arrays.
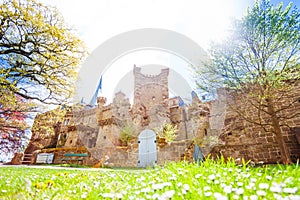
[[0, 0, 86, 155], [193, 0, 299, 164], [0, 0, 86, 104]]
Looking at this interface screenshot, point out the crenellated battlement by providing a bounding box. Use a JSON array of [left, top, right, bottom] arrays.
[[97, 97, 107, 106]]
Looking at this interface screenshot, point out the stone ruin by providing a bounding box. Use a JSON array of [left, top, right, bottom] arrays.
[[21, 65, 300, 166]]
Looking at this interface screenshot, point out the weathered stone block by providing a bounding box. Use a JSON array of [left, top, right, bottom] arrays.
[[11, 152, 23, 165], [266, 137, 275, 142], [256, 137, 267, 143]]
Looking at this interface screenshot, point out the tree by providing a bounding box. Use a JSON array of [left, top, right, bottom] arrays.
[[0, 91, 28, 157], [0, 0, 86, 156], [193, 0, 299, 164], [0, 0, 86, 104], [0, 87, 36, 156]]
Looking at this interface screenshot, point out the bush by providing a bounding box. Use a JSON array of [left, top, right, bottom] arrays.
[[155, 122, 178, 142], [119, 122, 137, 146]]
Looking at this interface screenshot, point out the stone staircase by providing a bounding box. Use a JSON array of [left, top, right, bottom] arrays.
[[22, 154, 33, 164]]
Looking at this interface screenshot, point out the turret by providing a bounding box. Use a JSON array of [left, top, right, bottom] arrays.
[[97, 97, 107, 107]]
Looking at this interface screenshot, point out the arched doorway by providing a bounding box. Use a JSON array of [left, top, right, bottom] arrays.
[[138, 129, 157, 167]]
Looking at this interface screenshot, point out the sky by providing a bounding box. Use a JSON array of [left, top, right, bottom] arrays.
[[43, 0, 254, 51], [40, 0, 300, 103]]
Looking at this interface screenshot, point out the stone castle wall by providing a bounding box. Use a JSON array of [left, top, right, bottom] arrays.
[[210, 81, 300, 163], [25, 108, 65, 154], [23, 66, 299, 166], [94, 138, 193, 167]]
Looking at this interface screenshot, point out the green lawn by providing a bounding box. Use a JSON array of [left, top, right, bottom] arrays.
[[0, 158, 299, 199]]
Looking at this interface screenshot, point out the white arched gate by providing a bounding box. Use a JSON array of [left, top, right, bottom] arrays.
[[138, 130, 157, 167]]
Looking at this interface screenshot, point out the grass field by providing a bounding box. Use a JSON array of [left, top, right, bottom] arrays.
[[0, 158, 299, 199]]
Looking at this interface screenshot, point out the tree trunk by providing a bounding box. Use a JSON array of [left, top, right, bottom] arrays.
[[267, 99, 292, 164]]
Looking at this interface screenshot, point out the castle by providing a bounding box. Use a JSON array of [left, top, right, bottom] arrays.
[[62, 66, 213, 166], [22, 65, 300, 166]]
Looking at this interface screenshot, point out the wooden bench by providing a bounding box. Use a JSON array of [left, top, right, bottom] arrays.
[[61, 153, 88, 166]]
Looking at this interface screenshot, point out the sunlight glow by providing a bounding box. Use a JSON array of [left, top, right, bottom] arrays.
[[40, 0, 256, 103]]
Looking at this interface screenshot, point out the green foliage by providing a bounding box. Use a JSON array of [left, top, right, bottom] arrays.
[[0, 0, 87, 104], [119, 121, 137, 146], [155, 122, 178, 142], [0, 159, 299, 199], [193, 0, 299, 92]]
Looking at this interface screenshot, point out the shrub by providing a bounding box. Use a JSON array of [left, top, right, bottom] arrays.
[[155, 122, 178, 142]]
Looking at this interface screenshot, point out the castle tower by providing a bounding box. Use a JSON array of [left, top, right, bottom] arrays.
[[133, 65, 169, 111]]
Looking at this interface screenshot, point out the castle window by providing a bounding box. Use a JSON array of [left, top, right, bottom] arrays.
[[103, 136, 106, 139], [204, 129, 207, 136], [64, 119, 70, 125], [88, 139, 93, 148], [152, 96, 155, 101]]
